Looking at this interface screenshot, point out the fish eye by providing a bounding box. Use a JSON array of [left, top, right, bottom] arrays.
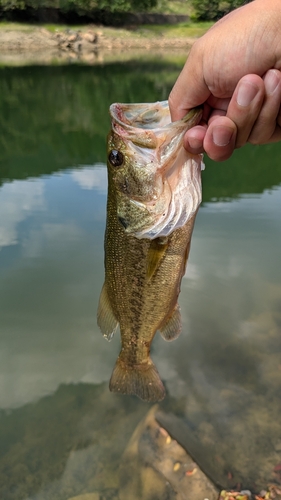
[[108, 149, 124, 167]]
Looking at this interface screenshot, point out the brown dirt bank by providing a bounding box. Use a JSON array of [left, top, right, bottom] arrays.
[[0, 25, 196, 65]]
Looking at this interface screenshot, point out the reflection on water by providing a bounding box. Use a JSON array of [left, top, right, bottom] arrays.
[[158, 186, 281, 492], [0, 167, 110, 411], [0, 63, 281, 499]]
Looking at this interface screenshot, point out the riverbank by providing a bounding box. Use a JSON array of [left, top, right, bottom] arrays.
[[0, 21, 211, 65]]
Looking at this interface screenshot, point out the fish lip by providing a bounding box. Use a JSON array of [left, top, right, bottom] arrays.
[[182, 106, 203, 123], [109, 101, 168, 132], [109, 101, 202, 134]]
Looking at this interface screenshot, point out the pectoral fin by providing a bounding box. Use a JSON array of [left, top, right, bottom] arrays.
[[146, 237, 168, 279], [159, 303, 182, 341], [97, 283, 118, 341]]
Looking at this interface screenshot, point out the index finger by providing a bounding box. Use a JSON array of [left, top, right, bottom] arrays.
[[168, 44, 211, 121]]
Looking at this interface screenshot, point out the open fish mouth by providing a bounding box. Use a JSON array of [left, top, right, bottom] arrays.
[[110, 100, 201, 136], [109, 100, 204, 239], [111, 101, 172, 131]]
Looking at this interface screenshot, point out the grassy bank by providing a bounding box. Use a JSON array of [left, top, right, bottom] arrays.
[[0, 19, 212, 39], [134, 21, 213, 37]]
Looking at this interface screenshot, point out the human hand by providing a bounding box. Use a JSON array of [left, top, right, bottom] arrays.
[[169, 0, 281, 161]]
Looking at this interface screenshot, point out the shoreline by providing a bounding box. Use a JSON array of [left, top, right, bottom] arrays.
[[0, 24, 197, 65]]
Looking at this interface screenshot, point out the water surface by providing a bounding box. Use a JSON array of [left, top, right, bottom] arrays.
[[0, 63, 281, 499]]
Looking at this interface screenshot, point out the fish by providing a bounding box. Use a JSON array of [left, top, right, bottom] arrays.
[[97, 100, 204, 402]]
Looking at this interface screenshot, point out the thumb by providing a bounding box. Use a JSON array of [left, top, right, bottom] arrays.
[[169, 47, 211, 122]]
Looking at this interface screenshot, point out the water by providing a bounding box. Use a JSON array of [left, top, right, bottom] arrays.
[[0, 62, 281, 499]]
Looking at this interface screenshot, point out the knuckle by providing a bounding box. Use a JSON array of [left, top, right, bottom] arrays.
[[248, 120, 276, 145], [248, 136, 261, 145]]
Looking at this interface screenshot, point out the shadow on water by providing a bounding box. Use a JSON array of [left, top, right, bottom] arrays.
[[0, 60, 281, 498], [0, 381, 188, 500]]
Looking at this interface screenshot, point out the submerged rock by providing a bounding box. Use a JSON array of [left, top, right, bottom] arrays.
[[119, 405, 219, 500]]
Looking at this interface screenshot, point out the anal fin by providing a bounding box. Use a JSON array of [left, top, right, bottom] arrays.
[[159, 303, 182, 341], [109, 357, 165, 402], [97, 283, 118, 341]]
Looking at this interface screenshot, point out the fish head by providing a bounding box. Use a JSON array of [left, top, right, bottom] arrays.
[[107, 101, 203, 239]]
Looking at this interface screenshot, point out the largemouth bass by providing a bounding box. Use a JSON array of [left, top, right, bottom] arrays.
[[97, 100, 203, 402]]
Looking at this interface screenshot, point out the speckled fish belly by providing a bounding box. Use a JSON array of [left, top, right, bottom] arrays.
[[97, 100, 204, 402]]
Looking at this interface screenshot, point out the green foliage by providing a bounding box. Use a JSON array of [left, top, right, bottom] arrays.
[[191, 0, 250, 21], [0, 0, 25, 9], [191, 0, 219, 21], [97, 0, 157, 12], [0, 0, 158, 12]]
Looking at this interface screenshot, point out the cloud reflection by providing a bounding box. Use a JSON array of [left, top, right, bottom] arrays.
[[71, 164, 107, 193], [0, 179, 44, 249], [0, 173, 280, 421]]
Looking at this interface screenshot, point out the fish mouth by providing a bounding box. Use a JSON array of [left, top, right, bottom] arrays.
[[110, 101, 202, 135]]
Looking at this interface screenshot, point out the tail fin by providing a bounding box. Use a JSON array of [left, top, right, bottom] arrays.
[[109, 357, 166, 402]]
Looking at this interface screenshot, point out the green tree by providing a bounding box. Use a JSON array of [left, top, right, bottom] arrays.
[[0, 0, 25, 9], [97, 0, 157, 11], [0, 0, 158, 11], [192, 0, 219, 20], [192, 0, 251, 21]]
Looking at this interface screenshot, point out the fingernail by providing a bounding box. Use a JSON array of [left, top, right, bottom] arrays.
[[264, 69, 280, 94], [212, 126, 233, 147], [237, 81, 259, 107]]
